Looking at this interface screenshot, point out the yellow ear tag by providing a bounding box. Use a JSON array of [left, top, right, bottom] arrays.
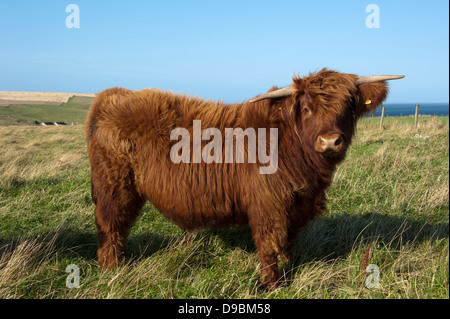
[[365, 99, 372, 105]]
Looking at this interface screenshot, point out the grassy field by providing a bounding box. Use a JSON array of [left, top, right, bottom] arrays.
[[0, 111, 448, 298], [0, 96, 94, 126]]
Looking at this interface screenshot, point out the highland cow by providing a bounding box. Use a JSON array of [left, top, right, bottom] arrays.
[[85, 68, 404, 289]]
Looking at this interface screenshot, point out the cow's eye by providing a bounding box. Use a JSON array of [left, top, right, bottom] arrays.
[[302, 106, 310, 113]]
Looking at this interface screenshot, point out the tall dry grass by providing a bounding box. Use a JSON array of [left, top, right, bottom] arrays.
[[0, 118, 448, 299]]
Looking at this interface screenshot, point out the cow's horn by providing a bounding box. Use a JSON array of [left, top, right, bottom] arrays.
[[355, 75, 405, 85], [249, 86, 295, 103]]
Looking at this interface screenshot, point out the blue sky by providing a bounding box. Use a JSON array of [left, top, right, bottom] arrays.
[[0, 0, 448, 103]]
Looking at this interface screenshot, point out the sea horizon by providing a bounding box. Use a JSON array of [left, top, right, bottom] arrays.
[[370, 102, 449, 117]]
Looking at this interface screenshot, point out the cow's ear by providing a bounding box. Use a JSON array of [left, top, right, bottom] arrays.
[[355, 82, 389, 118]]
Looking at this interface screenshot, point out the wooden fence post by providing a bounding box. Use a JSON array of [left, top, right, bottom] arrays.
[[380, 106, 385, 129], [415, 104, 420, 128]]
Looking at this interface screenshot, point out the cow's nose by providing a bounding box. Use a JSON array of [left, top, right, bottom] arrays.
[[315, 133, 343, 153]]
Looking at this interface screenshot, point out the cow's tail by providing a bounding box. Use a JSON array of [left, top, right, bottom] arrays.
[[85, 93, 102, 205], [85, 87, 135, 205], [85, 88, 120, 204]]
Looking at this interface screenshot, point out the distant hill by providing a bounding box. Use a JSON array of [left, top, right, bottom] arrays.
[[0, 91, 96, 107], [0, 94, 95, 126]]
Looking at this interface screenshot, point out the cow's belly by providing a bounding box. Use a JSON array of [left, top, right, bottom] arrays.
[[144, 191, 249, 231], [133, 147, 254, 230]]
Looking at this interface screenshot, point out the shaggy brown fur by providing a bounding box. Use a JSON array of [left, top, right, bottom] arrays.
[[85, 68, 389, 289]]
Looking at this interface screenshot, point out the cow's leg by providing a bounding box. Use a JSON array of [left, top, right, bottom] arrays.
[[283, 191, 327, 263], [90, 159, 145, 270], [94, 196, 145, 270], [248, 209, 289, 290]]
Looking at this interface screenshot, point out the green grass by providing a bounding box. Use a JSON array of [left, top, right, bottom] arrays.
[[0, 116, 448, 299], [0, 96, 94, 126], [361, 115, 449, 126]]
